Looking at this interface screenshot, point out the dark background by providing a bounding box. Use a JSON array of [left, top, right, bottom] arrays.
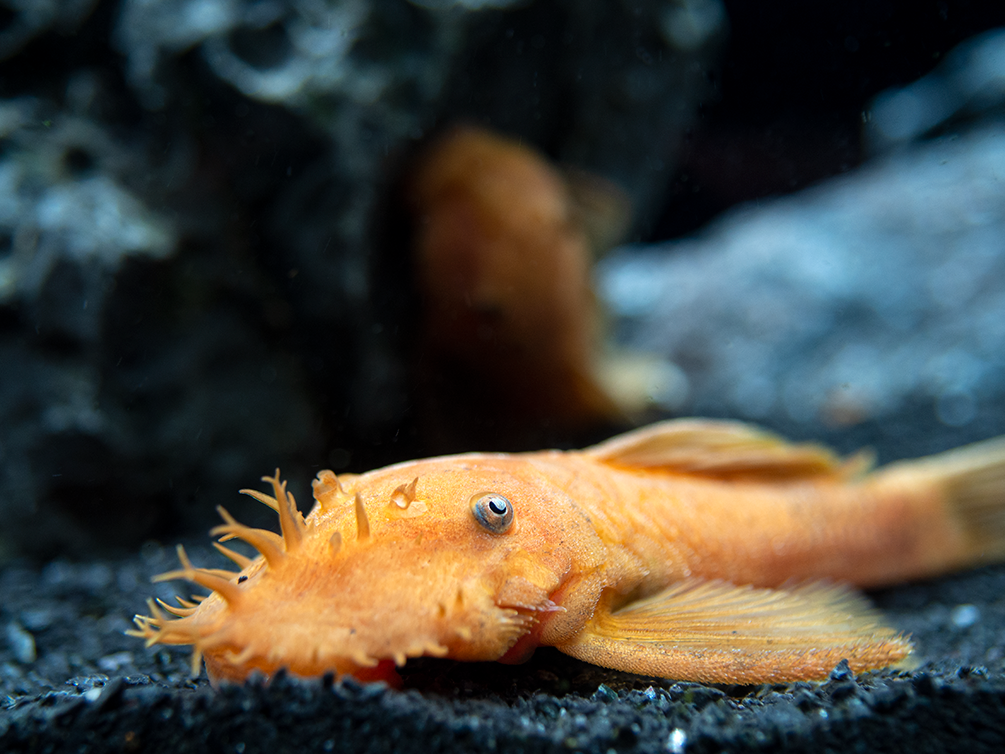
[[2, 1, 1005, 751], [659, 0, 1005, 237]]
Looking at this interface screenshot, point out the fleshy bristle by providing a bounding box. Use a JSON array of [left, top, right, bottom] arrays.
[[390, 478, 419, 509], [423, 641, 450, 657], [202, 567, 241, 579], [213, 506, 285, 566], [239, 488, 280, 512], [156, 597, 197, 617], [225, 646, 256, 666], [190, 644, 204, 676], [499, 608, 535, 637], [354, 493, 370, 540], [146, 597, 164, 624], [153, 545, 243, 605], [350, 650, 378, 668], [127, 599, 166, 646], [125, 612, 157, 643], [213, 542, 254, 569], [263, 470, 306, 552], [312, 470, 349, 512]]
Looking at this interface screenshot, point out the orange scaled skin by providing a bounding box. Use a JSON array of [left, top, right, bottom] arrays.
[[133, 420, 1005, 686]]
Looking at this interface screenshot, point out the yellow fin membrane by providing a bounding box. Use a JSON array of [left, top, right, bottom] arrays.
[[557, 578, 912, 684]]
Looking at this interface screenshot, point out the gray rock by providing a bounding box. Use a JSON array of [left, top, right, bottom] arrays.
[[0, 0, 99, 61], [599, 123, 1005, 449], [868, 27, 1005, 150]]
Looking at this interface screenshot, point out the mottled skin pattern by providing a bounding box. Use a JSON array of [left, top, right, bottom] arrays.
[[132, 420, 1005, 686]]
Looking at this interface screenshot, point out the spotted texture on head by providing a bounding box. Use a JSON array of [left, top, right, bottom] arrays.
[[129, 465, 567, 685]]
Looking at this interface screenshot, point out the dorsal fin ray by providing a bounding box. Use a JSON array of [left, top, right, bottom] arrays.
[[584, 419, 869, 481]]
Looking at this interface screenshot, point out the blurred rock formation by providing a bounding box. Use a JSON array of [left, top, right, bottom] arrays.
[[600, 30, 1005, 460], [0, 0, 723, 557]]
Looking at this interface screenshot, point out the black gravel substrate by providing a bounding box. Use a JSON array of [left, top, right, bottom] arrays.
[[2, 541, 1004, 753]]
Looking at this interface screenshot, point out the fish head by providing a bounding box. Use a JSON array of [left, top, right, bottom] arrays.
[[131, 454, 606, 685]]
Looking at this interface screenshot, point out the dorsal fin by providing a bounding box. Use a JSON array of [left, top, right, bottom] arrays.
[[584, 419, 869, 481]]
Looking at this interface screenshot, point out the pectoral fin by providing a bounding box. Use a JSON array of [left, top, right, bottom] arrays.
[[556, 579, 912, 684]]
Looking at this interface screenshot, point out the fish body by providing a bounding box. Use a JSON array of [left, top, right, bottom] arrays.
[[133, 420, 1005, 685]]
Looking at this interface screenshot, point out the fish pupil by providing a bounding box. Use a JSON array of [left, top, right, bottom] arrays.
[[488, 498, 507, 515]]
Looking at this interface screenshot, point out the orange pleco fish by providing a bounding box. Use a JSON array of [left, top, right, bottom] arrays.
[[131, 420, 1005, 686], [403, 125, 652, 448]]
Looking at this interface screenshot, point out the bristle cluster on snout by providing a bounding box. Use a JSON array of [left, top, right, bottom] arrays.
[[129, 469, 447, 682], [153, 544, 243, 605], [129, 471, 313, 674], [233, 470, 307, 557]]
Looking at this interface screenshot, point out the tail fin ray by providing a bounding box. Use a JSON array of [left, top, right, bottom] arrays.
[[882, 435, 1005, 565]]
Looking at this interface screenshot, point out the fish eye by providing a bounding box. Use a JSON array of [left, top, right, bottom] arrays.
[[471, 493, 514, 534]]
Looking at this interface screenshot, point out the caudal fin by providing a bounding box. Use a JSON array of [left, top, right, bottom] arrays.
[[877, 435, 1005, 566]]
